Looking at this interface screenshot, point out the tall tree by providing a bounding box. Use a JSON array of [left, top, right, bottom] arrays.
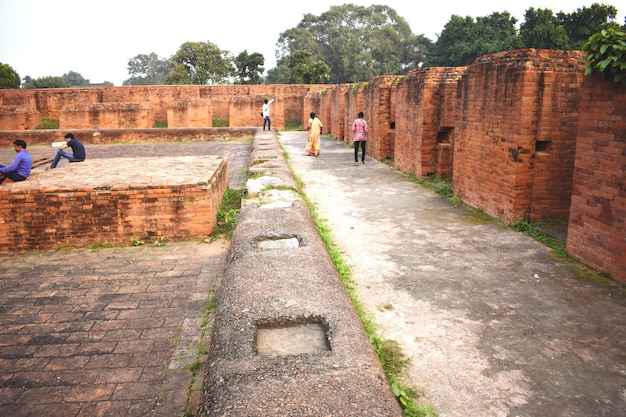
[[125, 52, 169, 85], [519, 7, 570, 49], [557, 3, 619, 49], [234, 50, 265, 85], [166, 41, 234, 85], [425, 12, 521, 67], [275, 4, 431, 83], [63, 71, 89, 86], [0, 63, 20, 89], [286, 50, 330, 84]]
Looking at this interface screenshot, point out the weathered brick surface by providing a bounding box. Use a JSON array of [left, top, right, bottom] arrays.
[[0, 155, 228, 252], [0, 127, 257, 147], [394, 68, 465, 177], [167, 99, 212, 128], [59, 102, 153, 129], [0, 106, 41, 130], [453, 49, 585, 223], [568, 77, 626, 282], [329, 85, 350, 142], [360, 76, 397, 160], [1, 49, 625, 282]]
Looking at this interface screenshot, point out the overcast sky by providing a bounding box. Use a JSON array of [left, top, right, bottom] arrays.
[[1, 0, 624, 86]]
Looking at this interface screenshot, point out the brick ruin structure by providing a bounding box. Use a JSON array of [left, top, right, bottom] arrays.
[[0, 48, 623, 282]]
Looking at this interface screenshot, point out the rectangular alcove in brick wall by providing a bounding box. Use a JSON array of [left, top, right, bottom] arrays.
[[0, 156, 228, 252]]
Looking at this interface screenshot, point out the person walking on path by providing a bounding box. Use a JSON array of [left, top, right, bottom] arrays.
[[262, 98, 275, 131], [352, 111, 368, 165], [49, 132, 86, 169], [306, 112, 323, 156], [0, 139, 32, 184]]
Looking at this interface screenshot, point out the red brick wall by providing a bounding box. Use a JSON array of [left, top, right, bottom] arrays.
[[0, 106, 41, 130], [330, 85, 350, 142], [567, 77, 626, 283], [0, 160, 228, 252], [0, 85, 330, 131], [168, 99, 212, 128], [453, 49, 585, 223], [59, 102, 153, 129], [0, 128, 257, 147], [393, 68, 464, 177], [343, 85, 364, 144], [360, 76, 397, 160]]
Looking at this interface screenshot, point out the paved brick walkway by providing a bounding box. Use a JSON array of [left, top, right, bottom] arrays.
[[0, 140, 252, 416], [0, 239, 228, 417]]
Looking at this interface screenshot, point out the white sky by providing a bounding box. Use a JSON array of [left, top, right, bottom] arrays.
[[1, 0, 624, 86]]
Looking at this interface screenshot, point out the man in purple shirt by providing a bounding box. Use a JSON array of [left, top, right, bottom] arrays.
[[0, 139, 32, 184]]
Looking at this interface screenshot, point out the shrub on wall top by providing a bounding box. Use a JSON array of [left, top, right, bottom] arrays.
[[582, 28, 626, 86]]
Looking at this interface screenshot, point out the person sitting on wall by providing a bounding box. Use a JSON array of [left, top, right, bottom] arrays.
[[49, 133, 86, 169], [0, 139, 33, 185]]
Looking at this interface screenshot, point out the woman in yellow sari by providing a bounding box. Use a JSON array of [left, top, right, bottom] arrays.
[[305, 112, 323, 156]]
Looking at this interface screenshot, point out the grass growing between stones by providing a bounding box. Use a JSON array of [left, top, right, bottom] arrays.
[[212, 187, 244, 238]]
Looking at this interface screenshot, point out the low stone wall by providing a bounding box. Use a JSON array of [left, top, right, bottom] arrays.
[[0, 127, 257, 147], [0, 155, 228, 252]]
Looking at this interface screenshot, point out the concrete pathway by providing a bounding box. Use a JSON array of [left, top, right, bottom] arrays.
[[279, 131, 626, 417]]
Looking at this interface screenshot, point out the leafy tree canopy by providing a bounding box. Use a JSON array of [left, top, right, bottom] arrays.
[[22, 75, 70, 89], [234, 50, 265, 85], [0, 63, 20, 89], [166, 41, 234, 85], [582, 27, 626, 85], [425, 12, 521, 67], [63, 71, 89, 86], [124, 53, 169, 86], [275, 4, 432, 83], [429, 3, 621, 67]]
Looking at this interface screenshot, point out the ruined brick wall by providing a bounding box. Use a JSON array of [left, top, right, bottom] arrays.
[[567, 77, 626, 283], [453, 49, 585, 223], [0, 161, 228, 252], [360, 76, 397, 160], [303, 91, 323, 128], [0, 106, 41, 130], [0, 85, 325, 131], [343, 85, 364, 144], [59, 102, 153, 129], [168, 99, 212, 128], [0, 128, 257, 147], [329, 85, 350, 142], [394, 68, 463, 177]]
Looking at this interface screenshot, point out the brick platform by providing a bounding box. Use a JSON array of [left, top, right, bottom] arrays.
[[0, 142, 250, 253]]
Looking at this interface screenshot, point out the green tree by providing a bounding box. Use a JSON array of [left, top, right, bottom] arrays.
[[166, 41, 234, 85], [22, 75, 70, 89], [63, 71, 89, 86], [275, 4, 431, 83], [557, 3, 619, 49], [286, 50, 330, 84], [234, 50, 265, 84], [519, 7, 571, 49], [425, 12, 521, 67], [0, 62, 20, 89], [124, 52, 169, 85]]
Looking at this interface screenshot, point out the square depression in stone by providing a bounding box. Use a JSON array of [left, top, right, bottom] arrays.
[[256, 322, 330, 356]]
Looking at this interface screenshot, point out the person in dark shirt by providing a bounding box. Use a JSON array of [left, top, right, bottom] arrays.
[[0, 139, 33, 184], [50, 132, 86, 169]]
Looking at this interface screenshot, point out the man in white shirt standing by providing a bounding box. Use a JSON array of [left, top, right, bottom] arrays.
[[262, 98, 275, 131]]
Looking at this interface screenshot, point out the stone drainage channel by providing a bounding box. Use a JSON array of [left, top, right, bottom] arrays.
[[197, 130, 402, 416]]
